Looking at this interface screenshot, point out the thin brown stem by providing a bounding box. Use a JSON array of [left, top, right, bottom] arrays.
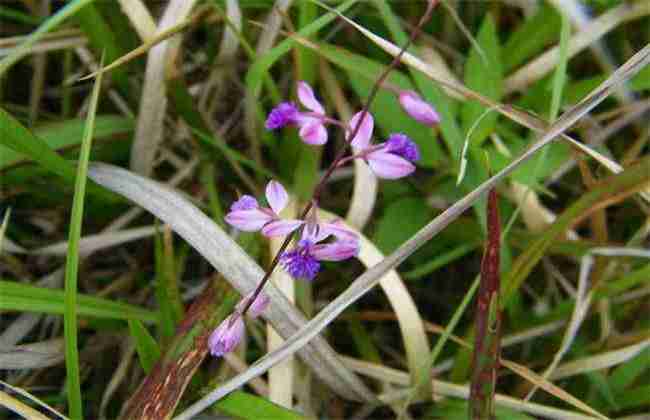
[[239, 1, 438, 317]]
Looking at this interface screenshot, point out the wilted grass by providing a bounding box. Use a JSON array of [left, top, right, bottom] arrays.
[[1, 1, 649, 419]]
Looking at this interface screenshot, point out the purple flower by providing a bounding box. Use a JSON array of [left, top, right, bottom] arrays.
[[346, 111, 417, 179], [236, 291, 270, 318], [280, 219, 360, 281], [280, 240, 321, 280], [385, 133, 420, 162], [265, 81, 329, 145], [265, 102, 299, 130], [398, 90, 440, 126], [208, 314, 245, 357], [225, 180, 304, 236]]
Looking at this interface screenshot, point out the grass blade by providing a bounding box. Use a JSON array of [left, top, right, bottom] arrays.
[[128, 319, 162, 374], [63, 52, 105, 420], [0, 280, 157, 323]]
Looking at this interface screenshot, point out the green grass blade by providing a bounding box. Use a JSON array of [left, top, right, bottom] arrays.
[[0, 108, 115, 201], [128, 320, 162, 374], [216, 391, 308, 420], [0, 280, 157, 323], [0, 0, 96, 76], [549, 12, 571, 122], [461, 14, 502, 146], [63, 53, 104, 420], [0, 115, 133, 170]]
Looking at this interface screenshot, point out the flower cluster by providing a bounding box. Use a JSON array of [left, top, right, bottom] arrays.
[[266, 81, 437, 179], [211, 81, 438, 358], [226, 179, 360, 281]]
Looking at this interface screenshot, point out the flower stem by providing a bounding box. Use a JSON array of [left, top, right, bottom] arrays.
[[239, 1, 438, 317]]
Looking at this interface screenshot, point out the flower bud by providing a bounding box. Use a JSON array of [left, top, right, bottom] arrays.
[[208, 315, 245, 357], [398, 90, 440, 126]]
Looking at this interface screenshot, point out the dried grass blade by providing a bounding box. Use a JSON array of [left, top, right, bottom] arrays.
[[116, 0, 156, 41], [0, 0, 94, 76], [0, 390, 49, 420], [78, 17, 197, 82], [0, 338, 65, 369], [268, 201, 297, 408], [0, 380, 68, 420], [130, 0, 198, 176], [501, 360, 609, 420], [505, 2, 650, 94], [550, 340, 650, 381], [86, 162, 374, 403], [343, 357, 603, 420], [27, 226, 156, 256], [526, 253, 595, 400]]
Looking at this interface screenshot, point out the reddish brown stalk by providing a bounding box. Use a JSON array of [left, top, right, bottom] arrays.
[[120, 282, 237, 419], [239, 0, 438, 317], [469, 189, 502, 420]]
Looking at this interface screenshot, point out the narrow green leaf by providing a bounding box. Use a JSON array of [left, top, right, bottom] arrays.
[[0, 115, 133, 170], [128, 320, 162, 374], [63, 52, 105, 420], [503, 5, 561, 72], [216, 391, 308, 420], [0, 108, 114, 201], [461, 14, 502, 146]]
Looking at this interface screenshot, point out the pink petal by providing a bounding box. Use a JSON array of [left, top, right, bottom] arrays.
[[367, 150, 416, 179], [311, 240, 359, 261], [299, 121, 328, 145], [347, 111, 374, 150], [321, 220, 358, 242], [261, 219, 305, 237], [297, 81, 325, 114], [265, 180, 288, 215], [225, 209, 273, 231], [398, 90, 440, 126]]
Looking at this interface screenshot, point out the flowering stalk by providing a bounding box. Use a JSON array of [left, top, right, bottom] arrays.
[[237, 0, 438, 317]]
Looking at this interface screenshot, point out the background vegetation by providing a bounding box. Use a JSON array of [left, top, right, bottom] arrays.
[[0, 0, 649, 419]]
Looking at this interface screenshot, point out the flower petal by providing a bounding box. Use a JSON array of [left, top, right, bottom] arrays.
[[299, 121, 328, 145], [367, 150, 416, 179], [225, 209, 273, 231], [297, 81, 325, 114], [265, 180, 288, 215], [261, 219, 305, 237], [311, 240, 359, 261], [347, 111, 374, 150], [320, 220, 358, 242], [398, 90, 440, 126], [230, 195, 258, 212]]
